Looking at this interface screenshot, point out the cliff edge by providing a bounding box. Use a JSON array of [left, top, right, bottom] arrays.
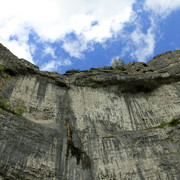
[[0, 43, 180, 179]]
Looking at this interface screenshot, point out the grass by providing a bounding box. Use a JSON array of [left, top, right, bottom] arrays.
[[0, 65, 5, 73], [147, 118, 180, 130]]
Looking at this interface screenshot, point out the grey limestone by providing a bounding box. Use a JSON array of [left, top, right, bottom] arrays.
[[0, 43, 180, 179]]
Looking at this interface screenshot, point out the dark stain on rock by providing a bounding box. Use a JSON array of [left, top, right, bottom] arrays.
[[36, 76, 48, 102], [66, 121, 91, 170], [136, 163, 145, 180], [0, 77, 16, 98]]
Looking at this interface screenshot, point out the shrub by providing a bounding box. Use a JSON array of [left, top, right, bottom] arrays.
[[111, 57, 125, 70], [109, 66, 114, 70], [66, 69, 80, 74], [90, 68, 97, 71]]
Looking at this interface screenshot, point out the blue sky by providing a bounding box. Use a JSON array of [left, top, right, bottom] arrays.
[[0, 0, 180, 74]]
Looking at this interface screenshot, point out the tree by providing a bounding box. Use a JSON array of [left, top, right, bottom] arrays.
[[111, 57, 124, 70]]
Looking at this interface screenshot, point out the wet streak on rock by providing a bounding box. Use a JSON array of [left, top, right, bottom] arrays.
[[55, 89, 92, 179], [36, 76, 48, 102], [66, 121, 91, 170], [0, 76, 16, 98], [136, 163, 145, 180], [123, 94, 136, 130], [55, 91, 68, 180]]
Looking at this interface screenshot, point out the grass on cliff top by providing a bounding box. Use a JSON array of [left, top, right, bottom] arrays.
[[65, 59, 126, 74], [147, 118, 180, 130]]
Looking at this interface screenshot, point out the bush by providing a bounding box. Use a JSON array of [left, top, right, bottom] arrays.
[[111, 57, 125, 70], [66, 69, 80, 74], [109, 66, 114, 70]]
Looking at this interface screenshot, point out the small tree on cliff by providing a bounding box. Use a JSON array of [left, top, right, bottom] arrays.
[[111, 57, 124, 70]]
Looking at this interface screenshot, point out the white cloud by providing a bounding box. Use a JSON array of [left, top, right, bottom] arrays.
[[1, 0, 179, 66], [41, 60, 57, 71], [2, 40, 34, 63], [132, 0, 180, 61], [144, 0, 180, 16], [122, 0, 180, 62], [130, 26, 155, 62], [62, 35, 92, 59], [41, 58, 72, 72], [0, 0, 136, 61], [43, 46, 56, 58], [120, 13, 157, 62], [63, 59, 72, 66]]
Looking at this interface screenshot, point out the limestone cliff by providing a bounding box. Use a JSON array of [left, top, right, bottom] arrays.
[[0, 43, 180, 180]]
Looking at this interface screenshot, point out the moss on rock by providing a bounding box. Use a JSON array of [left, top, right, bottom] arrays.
[[147, 118, 180, 130], [0, 98, 26, 116]]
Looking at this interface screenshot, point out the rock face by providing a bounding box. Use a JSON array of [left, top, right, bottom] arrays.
[[0, 43, 180, 180]]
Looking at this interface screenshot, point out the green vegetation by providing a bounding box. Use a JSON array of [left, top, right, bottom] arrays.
[[111, 57, 125, 70], [0, 98, 10, 110], [13, 102, 26, 116], [89, 67, 99, 71], [147, 118, 180, 130], [169, 118, 180, 126], [0, 65, 5, 74], [0, 65, 10, 79], [65, 58, 126, 73], [65, 68, 80, 74], [90, 66, 110, 71], [0, 98, 26, 116]]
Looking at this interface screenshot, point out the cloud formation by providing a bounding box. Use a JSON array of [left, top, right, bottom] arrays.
[[124, 0, 180, 62], [0, 0, 135, 61], [144, 0, 180, 16], [0, 0, 180, 67], [41, 58, 72, 72], [130, 26, 156, 61]]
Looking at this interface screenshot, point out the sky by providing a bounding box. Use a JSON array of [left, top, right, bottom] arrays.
[[0, 0, 180, 74]]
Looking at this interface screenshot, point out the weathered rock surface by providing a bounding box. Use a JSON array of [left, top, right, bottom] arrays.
[[0, 43, 180, 179]]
